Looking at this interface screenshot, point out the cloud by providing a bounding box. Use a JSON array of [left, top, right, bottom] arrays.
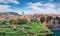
[[0, 0, 20, 4], [0, 0, 20, 13], [0, 5, 13, 12], [28, 2, 43, 7], [48, 0, 53, 2], [27, 2, 60, 14]]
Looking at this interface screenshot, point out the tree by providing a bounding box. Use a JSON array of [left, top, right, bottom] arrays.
[[56, 16, 60, 24], [47, 16, 53, 21], [47, 16, 53, 23], [2, 20, 6, 25], [40, 17, 45, 23], [9, 18, 27, 24], [31, 18, 39, 24], [9, 19, 13, 24], [18, 18, 27, 24], [12, 18, 18, 24], [0, 20, 6, 25]]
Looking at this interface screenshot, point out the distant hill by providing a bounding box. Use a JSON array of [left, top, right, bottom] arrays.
[[0, 12, 21, 16]]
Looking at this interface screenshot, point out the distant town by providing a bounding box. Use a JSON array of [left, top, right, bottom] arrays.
[[0, 12, 60, 24], [0, 12, 60, 20]]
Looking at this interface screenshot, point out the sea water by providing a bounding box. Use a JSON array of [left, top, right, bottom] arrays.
[[52, 30, 60, 36]]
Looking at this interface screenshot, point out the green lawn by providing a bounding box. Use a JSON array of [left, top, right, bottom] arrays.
[[0, 23, 53, 36]]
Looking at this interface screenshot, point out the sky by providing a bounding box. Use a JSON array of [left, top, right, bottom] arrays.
[[0, 0, 60, 15]]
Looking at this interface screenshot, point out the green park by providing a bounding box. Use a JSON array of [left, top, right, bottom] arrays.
[[0, 18, 53, 36]]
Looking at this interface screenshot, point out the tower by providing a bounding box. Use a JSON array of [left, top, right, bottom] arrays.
[[22, 11, 24, 16]]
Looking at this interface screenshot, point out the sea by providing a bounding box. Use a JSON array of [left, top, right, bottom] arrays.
[[52, 30, 60, 36]]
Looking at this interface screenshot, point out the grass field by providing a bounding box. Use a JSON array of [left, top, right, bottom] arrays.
[[0, 23, 53, 36]]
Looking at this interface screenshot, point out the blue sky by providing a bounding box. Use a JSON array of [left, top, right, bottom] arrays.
[[0, 0, 60, 14]]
